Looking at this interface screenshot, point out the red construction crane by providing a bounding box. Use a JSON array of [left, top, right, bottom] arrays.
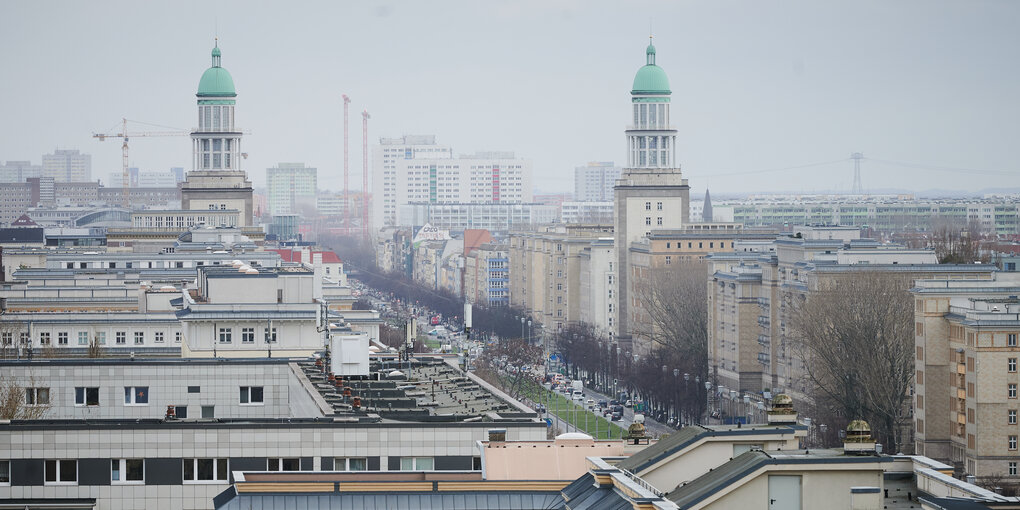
[[93, 118, 188, 206], [342, 94, 351, 236], [361, 109, 370, 238]]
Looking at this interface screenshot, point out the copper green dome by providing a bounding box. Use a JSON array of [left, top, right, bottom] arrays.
[[197, 43, 236, 97], [632, 42, 671, 95]]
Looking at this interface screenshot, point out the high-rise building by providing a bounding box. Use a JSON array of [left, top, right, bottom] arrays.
[[41, 149, 91, 182], [0, 160, 41, 182], [574, 161, 621, 202], [614, 40, 690, 351], [372, 135, 532, 229], [267, 162, 317, 217], [180, 42, 254, 226]]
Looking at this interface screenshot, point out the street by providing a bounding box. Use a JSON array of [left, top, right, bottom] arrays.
[[579, 386, 675, 438]]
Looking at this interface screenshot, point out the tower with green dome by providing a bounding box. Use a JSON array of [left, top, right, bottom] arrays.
[[182, 41, 254, 226], [614, 38, 691, 349]]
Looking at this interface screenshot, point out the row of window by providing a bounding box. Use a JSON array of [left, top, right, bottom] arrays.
[[3, 331, 181, 347], [218, 327, 275, 343], [0, 456, 434, 486], [32, 385, 266, 407]]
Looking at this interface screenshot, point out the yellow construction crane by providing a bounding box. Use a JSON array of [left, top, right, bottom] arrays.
[[93, 118, 188, 206]]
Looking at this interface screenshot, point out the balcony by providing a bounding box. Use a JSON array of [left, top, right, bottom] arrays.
[[758, 316, 771, 327], [957, 388, 967, 400], [757, 352, 771, 365], [757, 335, 770, 346], [956, 363, 966, 375]]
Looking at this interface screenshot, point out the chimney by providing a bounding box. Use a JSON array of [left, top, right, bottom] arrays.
[[843, 420, 877, 455], [313, 253, 323, 300], [301, 247, 311, 266]]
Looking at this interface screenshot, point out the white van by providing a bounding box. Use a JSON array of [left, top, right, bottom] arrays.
[[572, 390, 584, 402]]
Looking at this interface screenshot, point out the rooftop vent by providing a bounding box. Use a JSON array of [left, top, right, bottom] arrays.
[[843, 419, 877, 455]]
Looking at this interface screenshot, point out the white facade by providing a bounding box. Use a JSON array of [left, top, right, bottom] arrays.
[[574, 161, 621, 202], [398, 202, 557, 232], [579, 238, 616, 337], [42, 149, 91, 182], [561, 201, 614, 224], [373, 135, 533, 228], [267, 162, 317, 216]]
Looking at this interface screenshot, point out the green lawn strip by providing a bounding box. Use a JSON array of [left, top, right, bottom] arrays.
[[521, 381, 625, 439]]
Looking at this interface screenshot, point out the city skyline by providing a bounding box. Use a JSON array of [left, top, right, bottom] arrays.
[[2, 1, 1020, 195]]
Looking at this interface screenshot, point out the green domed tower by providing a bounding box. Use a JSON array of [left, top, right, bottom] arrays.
[[614, 37, 690, 346], [182, 40, 254, 226]]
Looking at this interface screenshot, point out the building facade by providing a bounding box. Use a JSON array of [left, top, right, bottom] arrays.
[[912, 273, 1020, 479], [267, 162, 317, 217], [41, 149, 91, 182], [574, 161, 621, 202], [372, 135, 532, 228]]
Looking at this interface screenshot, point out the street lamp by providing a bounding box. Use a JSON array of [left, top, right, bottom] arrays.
[[672, 368, 680, 427], [520, 317, 525, 340]]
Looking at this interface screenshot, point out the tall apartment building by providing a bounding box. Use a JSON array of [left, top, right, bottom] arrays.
[[912, 273, 1020, 479], [712, 196, 1020, 236], [372, 135, 532, 229], [267, 162, 317, 216], [0, 160, 42, 182], [615, 41, 690, 351], [574, 161, 621, 202], [578, 238, 616, 337], [465, 242, 510, 308], [180, 42, 254, 226], [41, 149, 91, 182], [509, 224, 614, 334], [706, 227, 999, 401]]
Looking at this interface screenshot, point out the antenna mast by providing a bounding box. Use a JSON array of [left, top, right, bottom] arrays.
[[850, 152, 864, 194], [362, 109, 370, 238], [342, 94, 351, 236]]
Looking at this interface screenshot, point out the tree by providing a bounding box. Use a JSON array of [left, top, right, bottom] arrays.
[[930, 217, 986, 264], [0, 374, 47, 420], [474, 338, 544, 401], [789, 272, 915, 453], [0, 316, 25, 359]]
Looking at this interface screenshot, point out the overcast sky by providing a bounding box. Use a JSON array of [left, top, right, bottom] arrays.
[[2, 0, 1019, 195]]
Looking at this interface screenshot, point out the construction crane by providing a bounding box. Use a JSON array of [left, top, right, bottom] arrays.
[[93, 118, 188, 206], [361, 109, 370, 238], [342, 94, 351, 236]]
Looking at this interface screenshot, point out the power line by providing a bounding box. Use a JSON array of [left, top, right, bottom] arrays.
[[864, 158, 1017, 177], [685, 158, 849, 178]]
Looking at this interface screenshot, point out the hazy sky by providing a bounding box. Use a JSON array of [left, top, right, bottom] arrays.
[[2, 0, 1019, 195]]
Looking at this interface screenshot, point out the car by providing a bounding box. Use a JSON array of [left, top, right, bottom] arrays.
[[609, 399, 620, 407], [586, 399, 595, 408], [625, 399, 633, 407], [610, 411, 623, 421], [597, 400, 608, 408]]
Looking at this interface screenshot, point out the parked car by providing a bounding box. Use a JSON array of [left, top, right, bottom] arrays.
[[610, 411, 623, 421]]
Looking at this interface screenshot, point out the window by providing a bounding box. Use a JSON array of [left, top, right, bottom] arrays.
[[265, 328, 277, 343], [74, 386, 99, 406], [176, 406, 188, 419], [39, 332, 50, 345], [183, 458, 228, 482], [645, 202, 651, 210], [45, 460, 77, 484], [645, 217, 651, 226], [1011, 436, 1018, 451], [1011, 358, 1017, 373], [332, 458, 367, 471], [57, 332, 68, 345], [267, 458, 300, 471], [124, 386, 149, 405], [665, 256, 672, 265], [218, 328, 232, 344], [1011, 334, 1018, 347], [111, 459, 144, 483], [201, 405, 214, 418], [656, 217, 663, 226], [240, 386, 264, 404], [657, 202, 663, 211], [1010, 410, 1017, 425], [399, 457, 434, 471], [77, 332, 89, 345], [175, 331, 182, 343], [1011, 462, 1018, 476], [241, 327, 255, 343], [96, 331, 106, 345], [0, 460, 8, 485], [188, 386, 201, 393], [26, 387, 50, 406], [134, 332, 144, 345], [116, 331, 126, 345], [0, 332, 10, 346], [1011, 384, 1017, 399]]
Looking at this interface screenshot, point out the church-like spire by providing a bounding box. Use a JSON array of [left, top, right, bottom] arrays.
[[702, 189, 713, 222], [211, 39, 221, 67]]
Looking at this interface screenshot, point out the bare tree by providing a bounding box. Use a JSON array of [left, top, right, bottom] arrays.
[[929, 217, 986, 264], [789, 272, 915, 453], [474, 338, 544, 401], [633, 261, 709, 368], [0, 316, 25, 359], [0, 374, 48, 420]]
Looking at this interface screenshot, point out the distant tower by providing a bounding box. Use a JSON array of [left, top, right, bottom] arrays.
[[851, 152, 864, 194], [703, 189, 713, 222], [614, 37, 690, 352], [181, 41, 254, 226]]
